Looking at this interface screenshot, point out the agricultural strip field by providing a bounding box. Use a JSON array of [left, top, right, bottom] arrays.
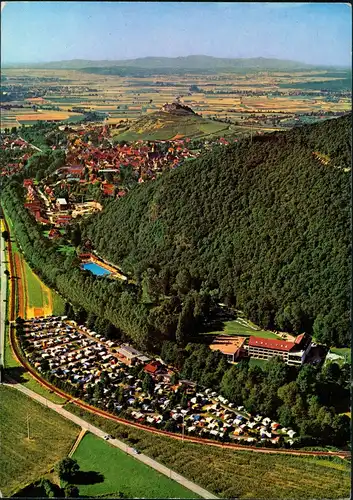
[[4, 207, 65, 318], [65, 405, 351, 499], [0, 385, 79, 497], [14, 242, 65, 319], [15, 249, 53, 318], [71, 433, 197, 499]]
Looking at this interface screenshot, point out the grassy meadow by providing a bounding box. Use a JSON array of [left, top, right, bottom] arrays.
[[71, 433, 197, 498], [0, 385, 78, 497], [205, 317, 280, 339], [66, 405, 351, 499], [23, 259, 45, 309]]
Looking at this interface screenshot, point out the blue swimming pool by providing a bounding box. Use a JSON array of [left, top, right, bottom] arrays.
[[81, 262, 111, 276]]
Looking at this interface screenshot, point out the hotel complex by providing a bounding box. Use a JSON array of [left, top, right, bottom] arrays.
[[246, 333, 312, 366]]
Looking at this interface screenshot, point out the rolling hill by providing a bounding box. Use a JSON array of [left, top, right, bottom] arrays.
[[2, 55, 321, 71], [82, 114, 351, 347], [111, 102, 231, 142]]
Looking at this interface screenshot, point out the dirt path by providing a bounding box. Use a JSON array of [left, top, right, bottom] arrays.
[[68, 428, 86, 457]]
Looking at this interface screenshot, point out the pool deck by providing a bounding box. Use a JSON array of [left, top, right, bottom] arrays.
[[80, 254, 127, 280]]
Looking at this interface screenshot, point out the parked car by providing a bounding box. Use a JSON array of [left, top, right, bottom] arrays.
[[132, 448, 140, 454]]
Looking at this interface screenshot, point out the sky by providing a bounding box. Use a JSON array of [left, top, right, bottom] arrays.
[[1, 2, 352, 66]]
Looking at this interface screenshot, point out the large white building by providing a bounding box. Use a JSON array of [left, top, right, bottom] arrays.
[[246, 333, 312, 366]]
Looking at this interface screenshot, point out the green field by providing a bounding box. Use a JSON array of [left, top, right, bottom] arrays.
[[23, 259, 45, 308], [71, 433, 197, 498], [66, 405, 351, 499], [0, 385, 78, 496], [205, 318, 280, 339]]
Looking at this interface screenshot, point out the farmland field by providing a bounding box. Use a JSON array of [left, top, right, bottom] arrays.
[[71, 433, 197, 498], [19, 254, 53, 318], [0, 385, 78, 497], [23, 260, 45, 309], [66, 405, 351, 499], [1, 68, 350, 132]]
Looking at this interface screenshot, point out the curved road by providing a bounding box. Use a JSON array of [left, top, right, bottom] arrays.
[[3, 380, 218, 499]]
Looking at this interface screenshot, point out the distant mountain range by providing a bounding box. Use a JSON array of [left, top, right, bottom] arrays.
[[2, 55, 343, 71]]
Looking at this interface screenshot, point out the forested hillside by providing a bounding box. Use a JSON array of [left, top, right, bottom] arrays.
[[83, 114, 351, 346]]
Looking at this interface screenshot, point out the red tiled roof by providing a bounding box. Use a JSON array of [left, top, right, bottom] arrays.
[[144, 363, 159, 374], [294, 333, 305, 345], [248, 336, 294, 352]]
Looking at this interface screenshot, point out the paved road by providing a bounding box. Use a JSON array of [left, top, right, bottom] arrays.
[[0, 220, 7, 376], [4, 381, 218, 499]]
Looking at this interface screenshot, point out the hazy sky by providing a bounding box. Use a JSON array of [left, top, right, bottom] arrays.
[[1, 2, 352, 66]]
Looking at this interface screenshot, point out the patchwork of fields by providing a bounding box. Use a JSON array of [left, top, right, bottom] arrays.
[[1, 68, 350, 131]]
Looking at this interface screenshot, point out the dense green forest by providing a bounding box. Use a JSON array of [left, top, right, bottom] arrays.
[[2, 116, 351, 448], [82, 114, 351, 347]]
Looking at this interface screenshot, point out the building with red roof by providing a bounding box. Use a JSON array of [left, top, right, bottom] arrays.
[[247, 334, 311, 366], [143, 361, 165, 377]]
